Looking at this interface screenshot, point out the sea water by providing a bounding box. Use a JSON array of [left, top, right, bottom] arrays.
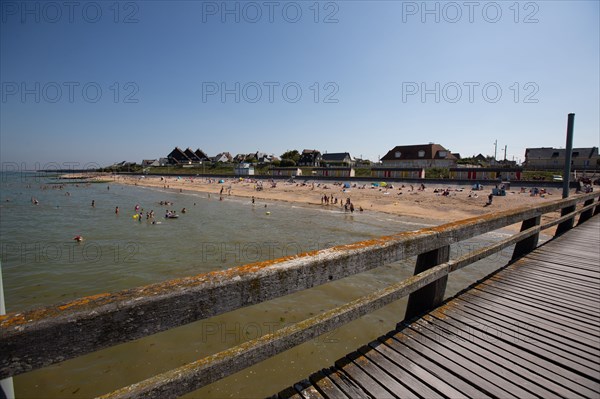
[[0, 172, 519, 398]]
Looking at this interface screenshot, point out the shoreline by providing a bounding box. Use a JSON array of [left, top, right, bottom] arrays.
[[97, 174, 566, 233]]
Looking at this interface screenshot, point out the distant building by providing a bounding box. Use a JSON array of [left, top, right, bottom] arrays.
[[233, 154, 248, 163], [141, 159, 160, 167], [298, 149, 322, 167], [184, 148, 202, 164], [313, 167, 355, 178], [254, 152, 276, 164], [524, 147, 599, 170], [167, 147, 192, 165], [234, 163, 254, 176], [212, 152, 233, 163], [371, 167, 425, 179], [271, 167, 302, 177], [449, 167, 523, 181], [194, 149, 211, 162], [380, 144, 457, 168], [321, 152, 353, 167]]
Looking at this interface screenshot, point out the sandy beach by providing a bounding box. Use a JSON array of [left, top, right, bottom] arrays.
[[101, 174, 567, 228]]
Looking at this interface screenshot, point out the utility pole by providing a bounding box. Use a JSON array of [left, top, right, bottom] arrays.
[[562, 113, 575, 199], [556, 113, 576, 236], [493, 140, 498, 160], [503, 145, 507, 161]]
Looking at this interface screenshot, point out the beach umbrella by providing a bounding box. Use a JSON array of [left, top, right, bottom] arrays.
[[380, 182, 387, 187], [219, 179, 225, 183], [343, 182, 351, 188], [371, 182, 379, 187]]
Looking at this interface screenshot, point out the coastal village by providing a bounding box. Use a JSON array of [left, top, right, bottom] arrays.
[[111, 143, 600, 182], [101, 142, 599, 223]]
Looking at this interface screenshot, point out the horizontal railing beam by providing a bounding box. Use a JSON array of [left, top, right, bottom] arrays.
[[1, 192, 598, 378]]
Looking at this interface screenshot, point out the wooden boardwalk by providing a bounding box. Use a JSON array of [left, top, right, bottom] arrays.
[[276, 215, 600, 399]]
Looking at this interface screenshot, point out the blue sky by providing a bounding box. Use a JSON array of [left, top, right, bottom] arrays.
[[1, 0, 599, 168]]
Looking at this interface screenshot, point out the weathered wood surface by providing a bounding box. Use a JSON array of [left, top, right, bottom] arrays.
[[276, 215, 600, 398], [2, 193, 595, 379]]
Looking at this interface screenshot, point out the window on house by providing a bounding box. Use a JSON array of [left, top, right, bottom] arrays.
[[552, 152, 559, 157], [395, 151, 401, 158], [438, 151, 447, 158], [572, 152, 579, 157], [418, 150, 425, 158]]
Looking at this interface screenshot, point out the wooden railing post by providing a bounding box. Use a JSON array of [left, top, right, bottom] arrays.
[[404, 245, 450, 321], [578, 198, 595, 225], [594, 197, 600, 216], [555, 205, 576, 236], [511, 216, 541, 260]]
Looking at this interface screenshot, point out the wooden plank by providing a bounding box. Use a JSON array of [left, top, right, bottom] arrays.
[[294, 380, 325, 399], [413, 318, 563, 398], [323, 367, 370, 399], [521, 255, 600, 276], [483, 276, 600, 313], [353, 345, 418, 399], [517, 262, 600, 283], [490, 269, 600, 299], [479, 280, 600, 320], [469, 286, 600, 330], [407, 321, 538, 398], [357, 342, 442, 398], [276, 387, 303, 399], [390, 328, 518, 398], [309, 370, 350, 399], [376, 335, 489, 398], [436, 312, 600, 397], [445, 307, 600, 379], [472, 284, 600, 329], [425, 312, 597, 398], [334, 354, 394, 398], [457, 295, 600, 349], [508, 263, 600, 286], [526, 253, 600, 270], [487, 273, 599, 306], [367, 338, 464, 398], [453, 300, 600, 365], [454, 296, 600, 358], [461, 291, 600, 338]]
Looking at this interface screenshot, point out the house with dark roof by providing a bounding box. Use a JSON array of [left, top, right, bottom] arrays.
[[233, 154, 248, 163], [524, 147, 599, 170], [321, 152, 353, 167], [194, 149, 211, 162], [298, 149, 322, 167], [380, 144, 457, 168], [167, 147, 192, 165], [184, 148, 202, 164]]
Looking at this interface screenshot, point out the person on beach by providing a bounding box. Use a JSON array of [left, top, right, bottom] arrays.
[[115, 206, 119, 214], [91, 200, 95, 207]]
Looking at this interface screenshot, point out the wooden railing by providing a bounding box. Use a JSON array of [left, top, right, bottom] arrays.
[[1, 191, 599, 398]]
